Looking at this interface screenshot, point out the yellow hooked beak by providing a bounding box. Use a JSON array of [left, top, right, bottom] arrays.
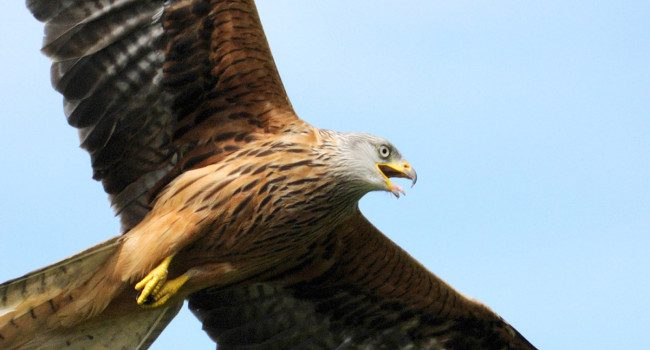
[[377, 161, 417, 198]]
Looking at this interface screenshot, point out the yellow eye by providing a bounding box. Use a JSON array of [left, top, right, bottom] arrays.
[[378, 145, 391, 159]]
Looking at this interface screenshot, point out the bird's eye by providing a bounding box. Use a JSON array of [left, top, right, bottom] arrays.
[[378, 145, 391, 159]]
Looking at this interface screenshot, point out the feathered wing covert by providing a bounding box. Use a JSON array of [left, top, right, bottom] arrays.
[[190, 212, 536, 349], [0, 0, 536, 349]]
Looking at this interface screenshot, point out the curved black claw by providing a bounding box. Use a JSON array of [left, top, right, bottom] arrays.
[[136, 290, 156, 305]]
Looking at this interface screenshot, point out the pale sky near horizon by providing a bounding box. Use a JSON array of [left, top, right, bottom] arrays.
[[0, 1, 648, 349]]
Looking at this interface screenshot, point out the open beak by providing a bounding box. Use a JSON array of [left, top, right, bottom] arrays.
[[377, 161, 417, 198]]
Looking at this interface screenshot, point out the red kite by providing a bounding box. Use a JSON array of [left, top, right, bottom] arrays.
[[0, 0, 536, 349]]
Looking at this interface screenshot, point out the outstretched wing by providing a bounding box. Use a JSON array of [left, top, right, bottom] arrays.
[[26, 1, 535, 349], [27, 0, 310, 231], [189, 211, 536, 350]]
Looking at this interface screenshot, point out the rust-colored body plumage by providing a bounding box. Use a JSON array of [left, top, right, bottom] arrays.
[[0, 0, 536, 349]]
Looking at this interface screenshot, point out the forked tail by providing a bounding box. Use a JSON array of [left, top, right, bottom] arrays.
[[0, 237, 182, 349]]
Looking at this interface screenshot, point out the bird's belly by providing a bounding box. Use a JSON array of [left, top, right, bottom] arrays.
[[151, 156, 350, 288]]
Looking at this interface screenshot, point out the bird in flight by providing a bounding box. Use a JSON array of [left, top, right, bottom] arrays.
[[0, 0, 536, 349]]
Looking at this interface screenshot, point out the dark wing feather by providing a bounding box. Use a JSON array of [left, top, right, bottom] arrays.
[[26, 0, 309, 231], [190, 212, 537, 350], [28, 0, 176, 230]]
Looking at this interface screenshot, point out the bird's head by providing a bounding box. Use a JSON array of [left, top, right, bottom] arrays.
[[332, 132, 417, 198]]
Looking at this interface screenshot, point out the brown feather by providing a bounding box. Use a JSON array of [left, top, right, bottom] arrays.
[[4, 1, 538, 349], [27, 0, 310, 232], [191, 212, 536, 349]]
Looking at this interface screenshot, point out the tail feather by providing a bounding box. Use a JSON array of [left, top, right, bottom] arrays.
[[0, 237, 121, 319], [23, 301, 183, 350], [0, 237, 131, 349]]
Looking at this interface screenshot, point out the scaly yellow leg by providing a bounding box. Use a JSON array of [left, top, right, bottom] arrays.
[[135, 255, 189, 308]]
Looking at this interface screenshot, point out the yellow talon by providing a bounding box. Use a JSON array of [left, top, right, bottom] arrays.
[[135, 255, 187, 307], [139, 274, 190, 308]]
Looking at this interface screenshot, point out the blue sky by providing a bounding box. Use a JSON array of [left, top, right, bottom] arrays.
[[0, 1, 648, 349]]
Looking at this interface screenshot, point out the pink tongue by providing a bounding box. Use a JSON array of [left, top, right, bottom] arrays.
[[392, 183, 406, 198]]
